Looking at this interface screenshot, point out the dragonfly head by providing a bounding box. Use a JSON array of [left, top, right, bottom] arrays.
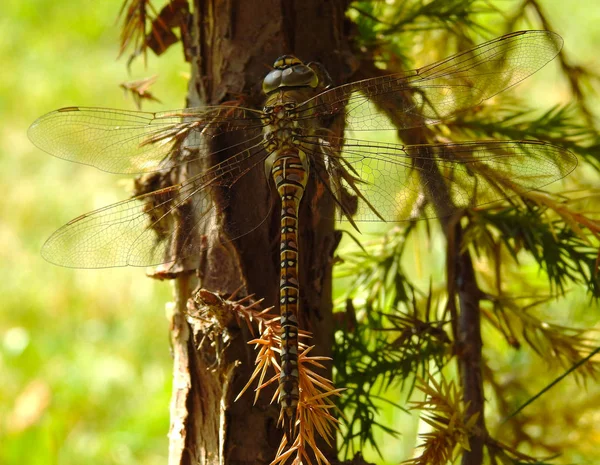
[[262, 55, 319, 95]]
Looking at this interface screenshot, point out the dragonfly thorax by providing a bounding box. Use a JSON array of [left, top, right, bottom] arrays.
[[262, 107, 301, 152], [262, 87, 304, 136]]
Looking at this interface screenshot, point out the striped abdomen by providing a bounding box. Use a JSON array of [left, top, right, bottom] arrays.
[[271, 148, 308, 440]]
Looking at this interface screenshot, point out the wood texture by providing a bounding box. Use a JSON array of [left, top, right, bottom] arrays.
[[166, 1, 348, 463]]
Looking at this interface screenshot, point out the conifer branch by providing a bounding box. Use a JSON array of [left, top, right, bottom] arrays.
[[189, 291, 343, 465], [404, 376, 480, 465]]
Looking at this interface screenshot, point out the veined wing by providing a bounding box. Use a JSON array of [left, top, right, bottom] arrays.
[[41, 141, 271, 268], [28, 105, 265, 174], [299, 136, 577, 221], [294, 30, 562, 131]]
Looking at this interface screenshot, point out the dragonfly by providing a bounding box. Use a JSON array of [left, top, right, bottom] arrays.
[[28, 30, 577, 438]]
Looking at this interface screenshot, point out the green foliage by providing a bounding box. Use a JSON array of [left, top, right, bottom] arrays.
[[332, 1, 600, 464], [469, 206, 600, 297], [1, 1, 184, 464], [350, 0, 493, 66], [3, 0, 600, 464], [452, 104, 600, 169]]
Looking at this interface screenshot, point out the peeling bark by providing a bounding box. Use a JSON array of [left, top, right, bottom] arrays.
[[163, 2, 348, 463]]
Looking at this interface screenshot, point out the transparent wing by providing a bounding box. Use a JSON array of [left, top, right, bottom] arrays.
[[41, 142, 272, 268], [295, 30, 563, 131], [28, 105, 265, 174], [299, 136, 577, 221]]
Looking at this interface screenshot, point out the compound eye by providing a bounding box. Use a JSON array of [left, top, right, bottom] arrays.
[[262, 69, 283, 94], [263, 58, 320, 94], [281, 65, 318, 88]]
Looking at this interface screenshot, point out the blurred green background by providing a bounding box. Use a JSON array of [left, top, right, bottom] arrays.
[[1, 1, 185, 464], [1, 1, 598, 464]]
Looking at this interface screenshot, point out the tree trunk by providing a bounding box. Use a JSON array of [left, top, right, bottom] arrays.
[[164, 2, 348, 464]]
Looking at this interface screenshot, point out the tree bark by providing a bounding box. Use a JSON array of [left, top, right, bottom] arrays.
[[164, 2, 349, 464]]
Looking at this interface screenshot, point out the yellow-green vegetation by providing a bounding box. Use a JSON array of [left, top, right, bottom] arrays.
[[2, 1, 599, 465], [1, 1, 185, 464], [332, 1, 600, 464]]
